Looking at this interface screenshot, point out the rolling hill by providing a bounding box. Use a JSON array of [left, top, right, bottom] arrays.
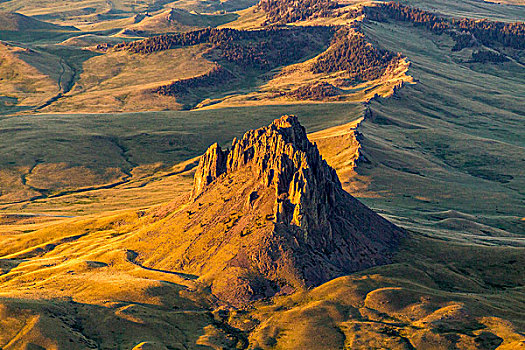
[[124, 8, 239, 34], [0, 42, 66, 112], [0, 12, 78, 31]]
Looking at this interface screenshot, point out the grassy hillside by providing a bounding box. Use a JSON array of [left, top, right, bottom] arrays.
[[0, 2, 414, 114], [246, 234, 525, 349], [0, 0, 255, 28], [0, 214, 523, 349], [395, 0, 525, 22], [0, 12, 78, 31], [0, 43, 66, 113], [0, 152, 522, 350], [125, 8, 239, 34], [44, 44, 215, 112], [0, 103, 522, 345], [351, 16, 525, 240]]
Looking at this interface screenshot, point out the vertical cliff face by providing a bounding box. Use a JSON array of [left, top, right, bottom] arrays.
[[192, 116, 340, 233], [191, 142, 228, 199], [185, 115, 404, 302]]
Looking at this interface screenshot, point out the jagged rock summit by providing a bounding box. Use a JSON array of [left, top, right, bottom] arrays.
[[192, 115, 345, 234], [126, 116, 403, 306], [182, 115, 404, 303]]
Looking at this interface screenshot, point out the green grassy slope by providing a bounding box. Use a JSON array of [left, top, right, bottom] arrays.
[[0, 12, 78, 31], [351, 18, 525, 240], [0, 43, 66, 113], [0, 0, 255, 27], [0, 103, 361, 212], [126, 8, 239, 34], [393, 0, 525, 22], [42, 44, 215, 113]]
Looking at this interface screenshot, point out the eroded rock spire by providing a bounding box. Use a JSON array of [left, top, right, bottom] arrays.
[[134, 115, 407, 304]]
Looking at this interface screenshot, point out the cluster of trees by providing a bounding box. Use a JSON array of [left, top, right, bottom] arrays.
[[455, 18, 524, 50], [95, 43, 112, 51], [470, 50, 509, 63], [285, 82, 340, 100], [153, 65, 235, 96], [115, 27, 332, 70], [114, 28, 234, 54], [258, 0, 339, 25], [364, 2, 524, 50], [215, 28, 330, 70], [364, 2, 449, 33], [450, 31, 477, 51], [311, 28, 397, 82]]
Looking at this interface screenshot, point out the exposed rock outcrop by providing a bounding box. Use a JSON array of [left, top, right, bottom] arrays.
[[186, 115, 404, 302], [193, 116, 342, 233]]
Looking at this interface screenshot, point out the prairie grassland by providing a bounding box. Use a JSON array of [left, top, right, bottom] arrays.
[[0, 187, 522, 349], [194, 52, 412, 110], [0, 43, 63, 111], [126, 8, 239, 34], [0, 103, 361, 214], [246, 233, 525, 349], [43, 44, 215, 112], [355, 20, 524, 240], [397, 0, 525, 21], [0, 0, 255, 29]]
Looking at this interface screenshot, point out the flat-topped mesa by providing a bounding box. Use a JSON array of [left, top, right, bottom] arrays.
[[191, 115, 341, 233]]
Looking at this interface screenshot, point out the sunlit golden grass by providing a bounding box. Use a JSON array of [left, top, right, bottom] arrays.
[[127, 8, 238, 34], [44, 44, 215, 113], [0, 43, 63, 109], [246, 234, 524, 349]]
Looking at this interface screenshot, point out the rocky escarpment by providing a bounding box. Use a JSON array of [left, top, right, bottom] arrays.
[[188, 115, 404, 301]]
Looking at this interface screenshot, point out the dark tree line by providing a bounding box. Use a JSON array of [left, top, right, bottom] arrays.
[[258, 0, 340, 25], [311, 27, 398, 82], [114, 27, 333, 70], [364, 2, 525, 50], [153, 65, 235, 96], [364, 2, 450, 33], [450, 32, 477, 51], [113, 10, 409, 100], [214, 28, 332, 70], [471, 50, 509, 63], [114, 28, 237, 54], [455, 18, 524, 50], [285, 82, 340, 100]]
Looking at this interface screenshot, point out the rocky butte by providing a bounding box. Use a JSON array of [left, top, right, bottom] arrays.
[[171, 115, 404, 304]]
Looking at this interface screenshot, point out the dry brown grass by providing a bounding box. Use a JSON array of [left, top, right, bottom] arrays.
[[45, 44, 215, 113], [0, 43, 63, 109], [0, 0, 523, 348]]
